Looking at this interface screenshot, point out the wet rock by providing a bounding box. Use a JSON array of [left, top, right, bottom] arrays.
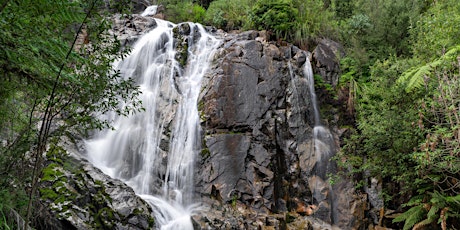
[[312, 38, 345, 87], [194, 29, 369, 229], [196, 31, 322, 228], [111, 14, 157, 47], [201, 134, 250, 202], [38, 140, 155, 230], [365, 177, 384, 210]]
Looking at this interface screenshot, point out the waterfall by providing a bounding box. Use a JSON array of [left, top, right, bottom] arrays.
[[302, 57, 338, 225], [85, 16, 220, 229], [141, 5, 158, 17]]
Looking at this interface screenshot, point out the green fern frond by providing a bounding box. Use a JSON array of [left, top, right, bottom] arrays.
[[445, 194, 460, 205], [430, 191, 447, 207], [405, 194, 425, 207], [393, 205, 427, 230], [426, 203, 441, 222], [397, 64, 432, 92], [406, 64, 432, 91], [397, 45, 460, 92]]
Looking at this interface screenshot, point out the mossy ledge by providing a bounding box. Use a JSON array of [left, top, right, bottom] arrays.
[[38, 143, 155, 229]]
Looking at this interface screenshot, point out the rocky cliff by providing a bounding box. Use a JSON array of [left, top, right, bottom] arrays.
[[193, 30, 365, 229], [38, 11, 369, 230]]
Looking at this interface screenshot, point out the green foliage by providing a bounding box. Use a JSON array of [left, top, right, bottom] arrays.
[[346, 14, 371, 35], [393, 204, 426, 230], [350, 0, 424, 57], [397, 45, 460, 92], [337, 0, 427, 87], [332, 0, 354, 19], [394, 192, 460, 230], [339, 58, 425, 203], [410, 0, 460, 59], [161, 0, 207, 23], [291, 0, 337, 48], [0, 0, 142, 226], [340, 2, 460, 228], [204, 0, 252, 30], [247, 0, 338, 48], [250, 0, 298, 40]]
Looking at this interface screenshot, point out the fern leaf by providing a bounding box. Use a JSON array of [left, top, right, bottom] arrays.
[[405, 194, 425, 207], [397, 64, 432, 92], [397, 45, 460, 92], [393, 205, 427, 230], [413, 217, 435, 230], [427, 203, 441, 220], [445, 194, 460, 205]]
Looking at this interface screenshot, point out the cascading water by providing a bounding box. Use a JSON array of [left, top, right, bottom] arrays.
[[292, 56, 338, 225], [85, 15, 220, 229]]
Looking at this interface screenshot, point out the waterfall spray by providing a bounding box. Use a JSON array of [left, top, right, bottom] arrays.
[[302, 56, 338, 225], [85, 15, 220, 229]]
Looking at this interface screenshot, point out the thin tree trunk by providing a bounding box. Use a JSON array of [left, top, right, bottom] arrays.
[[24, 1, 96, 226]]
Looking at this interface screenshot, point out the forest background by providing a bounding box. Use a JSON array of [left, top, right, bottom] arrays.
[[0, 0, 459, 229]]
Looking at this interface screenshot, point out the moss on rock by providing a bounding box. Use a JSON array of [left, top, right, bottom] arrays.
[[38, 143, 155, 229]]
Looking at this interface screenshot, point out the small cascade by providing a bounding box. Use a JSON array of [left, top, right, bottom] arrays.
[[302, 57, 338, 224], [141, 5, 158, 17], [85, 14, 220, 229]]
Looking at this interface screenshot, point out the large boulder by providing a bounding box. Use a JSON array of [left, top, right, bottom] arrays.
[[37, 138, 155, 230]]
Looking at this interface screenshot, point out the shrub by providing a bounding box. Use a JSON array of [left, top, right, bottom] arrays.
[[204, 0, 252, 30], [250, 0, 298, 40]]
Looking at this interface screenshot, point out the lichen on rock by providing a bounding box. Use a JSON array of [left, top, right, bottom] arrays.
[[38, 141, 155, 229]]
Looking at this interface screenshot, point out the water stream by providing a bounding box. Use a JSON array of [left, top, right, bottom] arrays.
[[85, 17, 220, 229], [296, 57, 338, 225]]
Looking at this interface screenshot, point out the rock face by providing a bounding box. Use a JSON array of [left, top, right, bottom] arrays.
[[39, 12, 369, 230], [312, 38, 345, 88], [37, 139, 155, 230], [111, 13, 157, 48], [195, 31, 368, 229], [198, 31, 313, 210], [195, 30, 337, 228]]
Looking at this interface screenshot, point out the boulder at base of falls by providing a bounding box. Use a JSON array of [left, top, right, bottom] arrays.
[[36, 138, 155, 230]]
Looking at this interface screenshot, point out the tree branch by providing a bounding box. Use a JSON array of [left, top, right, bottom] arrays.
[[25, 0, 97, 225]]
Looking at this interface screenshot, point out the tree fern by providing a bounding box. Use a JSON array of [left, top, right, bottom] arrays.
[[413, 200, 441, 229], [397, 45, 460, 92]]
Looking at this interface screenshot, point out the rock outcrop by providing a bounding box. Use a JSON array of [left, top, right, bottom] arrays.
[[38, 11, 371, 230], [111, 13, 157, 48], [37, 138, 155, 229], [312, 38, 345, 88], [194, 30, 348, 229]]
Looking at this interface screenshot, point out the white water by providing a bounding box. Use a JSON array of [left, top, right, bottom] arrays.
[[141, 5, 158, 17], [303, 61, 335, 178], [85, 17, 220, 229], [302, 57, 338, 225]]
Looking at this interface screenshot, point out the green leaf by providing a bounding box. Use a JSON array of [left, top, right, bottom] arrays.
[[393, 205, 426, 230]]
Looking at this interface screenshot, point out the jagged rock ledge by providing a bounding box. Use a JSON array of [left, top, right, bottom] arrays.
[[37, 138, 155, 229]]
